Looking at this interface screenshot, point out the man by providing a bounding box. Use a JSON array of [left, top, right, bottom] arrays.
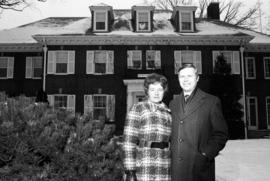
[[169, 63, 228, 181]]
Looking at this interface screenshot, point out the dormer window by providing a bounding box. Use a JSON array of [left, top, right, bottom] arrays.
[[172, 6, 197, 32], [94, 11, 108, 31], [89, 3, 113, 33], [137, 11, 150, 31], [180, 11, 193, 31]]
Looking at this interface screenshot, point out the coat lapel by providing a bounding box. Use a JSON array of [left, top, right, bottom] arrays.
[[180, 89, 206, 120]]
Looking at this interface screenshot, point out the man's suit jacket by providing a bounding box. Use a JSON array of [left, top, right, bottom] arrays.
[[169, 88, 228, 181]]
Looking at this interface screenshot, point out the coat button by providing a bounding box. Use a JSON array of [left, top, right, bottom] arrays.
[[180, 121, 184, 124], [179, 138, 184, 143], [179, 157, 183, 161]]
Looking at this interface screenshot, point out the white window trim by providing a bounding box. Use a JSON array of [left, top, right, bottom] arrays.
[[93, 10, 108, 32], [263, 57, 270, 79], [266, 96, 270, 129], [25, 56, 43, 79], [179, 11, 194, 32], [245, 57, 256, 79], [136, 10, 151, 32], [47, 94, 76, 113], [47, 50, 75, 75], [247, 96, 258, 130], [0, 56, 14, 79], [86, 50, 114, 75]]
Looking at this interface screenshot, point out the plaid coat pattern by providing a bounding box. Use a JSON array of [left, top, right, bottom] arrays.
[[123, 100, 172, 181]]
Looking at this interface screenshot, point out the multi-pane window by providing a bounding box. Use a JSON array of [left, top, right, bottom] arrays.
[[47, 94, 76, 112], [245, 57, 256, 79], [86, 50, 114, 74], [0, 57, 14, 79], [146, 50, 161, 70], [84, 94, 115, 122], [247, 96, 258, 130], [264, 57, 270, 79], [25, 57, 43, 79], [127, 50, 142, 69], [266, 97, 270, 128], [94, 11, 107, 31], [180, 12, 193, 31], [137, 11, 150, 31], [212, 51, 240, 74], [47, 51, 75, 74], [174, 50, 202, 74]]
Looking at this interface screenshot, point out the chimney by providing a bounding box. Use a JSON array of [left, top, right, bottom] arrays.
[[207, 2, 220, 20]]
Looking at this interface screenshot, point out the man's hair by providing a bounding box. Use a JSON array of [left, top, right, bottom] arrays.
[[144, 73, 168, 96], [178, 63, 198, 76]]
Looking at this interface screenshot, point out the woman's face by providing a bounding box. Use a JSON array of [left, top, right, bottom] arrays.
[[147, 82, 165, 104]]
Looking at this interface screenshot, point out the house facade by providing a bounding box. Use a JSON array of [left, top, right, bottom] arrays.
[[0, 2, 270, 137]]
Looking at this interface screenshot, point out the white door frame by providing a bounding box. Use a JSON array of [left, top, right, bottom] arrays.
[[123, 79, 145, 113]]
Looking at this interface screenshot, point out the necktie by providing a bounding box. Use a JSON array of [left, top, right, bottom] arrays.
[[184, 95, 189, 103]]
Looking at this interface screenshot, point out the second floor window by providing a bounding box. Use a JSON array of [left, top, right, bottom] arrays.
[[47, 51, 75, 75], [86, 50, 114, 74], [0, 57, 14, 79], [127, 50, 142, 69], [264, 57, 270, 79], [94, 11, 107, 31], [245, 57, 256, 79], [212, 51, 240, 74], [174, 50, 202, 74], [137, 11, 150, 31], [266, 97, 270, 128], [84, 94, 115, 122], [180, 12, 193, 31], [25, 56, 43, 79], [146, 50, 161, 70]]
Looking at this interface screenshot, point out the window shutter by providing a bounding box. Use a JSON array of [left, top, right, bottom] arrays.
[[67, 95, 76, 113], [232, 51, 240, 74], [127, 51, 133, 68], [84, 95, 93, 117], [47, 51, 55, 74], [68, 51, 75, 74], [106, 51, 114, 74], [174, 51, 181, 74], [25, 57, 32, 78], [106, 95, 115, 122], [86, 51, 94, 74], [155, 51, 161, 69], [212, 51, 220, 73], [193, 51, 202, 74], [7, 57, 14, 78], [47, 95, 54, 107]]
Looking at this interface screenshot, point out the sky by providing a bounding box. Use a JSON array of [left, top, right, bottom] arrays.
[[0, 0, 270, 34]]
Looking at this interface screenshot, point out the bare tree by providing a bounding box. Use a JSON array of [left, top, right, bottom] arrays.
[[0, 0, 46, 12], [152, 0, 260, 30]]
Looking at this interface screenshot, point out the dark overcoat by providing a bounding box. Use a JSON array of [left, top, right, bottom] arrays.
[[169, 89, 228, 181]]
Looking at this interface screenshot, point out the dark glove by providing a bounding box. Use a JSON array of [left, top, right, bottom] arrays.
[[125, 170, 137, 181]]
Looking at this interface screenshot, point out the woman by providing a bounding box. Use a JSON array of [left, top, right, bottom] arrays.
[[123, 73, 172, 181]]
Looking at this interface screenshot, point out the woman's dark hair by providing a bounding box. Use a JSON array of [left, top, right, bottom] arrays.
[[144, 73, 168, 96]]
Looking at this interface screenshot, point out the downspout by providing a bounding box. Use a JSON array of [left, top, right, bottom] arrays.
[[42, 38, 48, 91], [240, 46, 247, 139]]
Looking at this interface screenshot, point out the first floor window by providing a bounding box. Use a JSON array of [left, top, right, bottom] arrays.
[[247, 96, 258, 130], [174, 50, 202, 74], [47, 94, 75, 112], [266, 97, 270, 128], [84, 94, 115, 122], [25, 56, 43, 79], [0, 57, 14, 79], [264, 57, 270, 79]]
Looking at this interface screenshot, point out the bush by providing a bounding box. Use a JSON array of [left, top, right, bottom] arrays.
[[0, 95, 124, 181]]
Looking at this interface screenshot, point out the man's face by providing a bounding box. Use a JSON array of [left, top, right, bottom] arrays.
[[178, 67, 199, 93]]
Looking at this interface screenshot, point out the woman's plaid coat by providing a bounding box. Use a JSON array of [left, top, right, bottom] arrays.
[[123, 100, 172, 181]]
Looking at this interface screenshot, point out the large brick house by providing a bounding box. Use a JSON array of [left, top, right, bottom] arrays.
[[0, 2, 270, 137]]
